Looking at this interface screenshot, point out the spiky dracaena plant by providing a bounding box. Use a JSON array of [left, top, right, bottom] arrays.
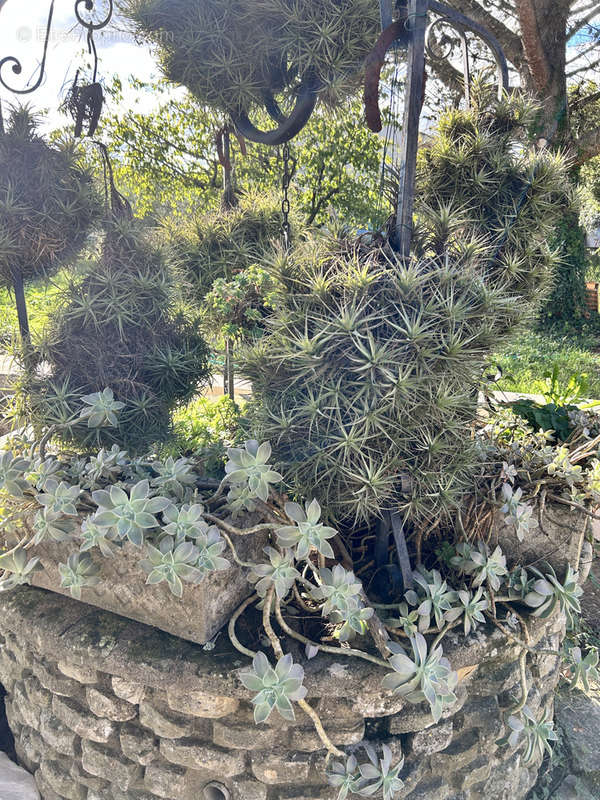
[[21, 216, 211, 451], [242, 96, 568, 530], [119, 0, 379, 116], [0, 106, 100, 343]]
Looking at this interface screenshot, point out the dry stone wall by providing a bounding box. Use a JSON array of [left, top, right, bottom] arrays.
[[0, 587, 565, 800]]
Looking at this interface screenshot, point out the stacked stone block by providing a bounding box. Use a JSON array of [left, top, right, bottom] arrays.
[[0, 587, 564, 800]]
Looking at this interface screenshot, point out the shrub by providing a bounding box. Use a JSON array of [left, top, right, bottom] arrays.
[[0, 106, 100, 340], [539, 209, 588, 326], [242, 96, 568, 529], [20, 216, 211, 451]]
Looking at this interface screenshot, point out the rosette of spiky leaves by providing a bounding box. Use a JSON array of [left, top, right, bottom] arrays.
[[193, 526, 230, 579], [92, 479, 170, 547], [36, 479, 81, 517], [327, 753, 363, 800], [140, 538, 202, 597], [409, 568, 457, 632], [507, 567, 534, 601], [312, 564, 363, 617], [499, 483, 535, 542], [243, 97, 568, 531], [276, 499, 338, 561], [0, 548, 42, 590], [79, 388, 125, 429], [385, 602, 420, 637], [329, 604, 374, 642], [563, 646, 600, 692], [0, 451, 31, 497], [23, 218, 211, 451], [162, 503, 208, 544], [524, 564, 582, 628], [83, 445, 128, 489], [444, 587, 488, 636], [120, 0, 379, 117], [356, 744, 405, 800], [249, 546, 300, 600], [239, 652, 307, 724], [502, 706, 558, 765], [79, 517, 117, 558], [225, 441, 282, 503], [382, 634, 458, 723], [31, 508, 78, 545], [58, 552, 101, 600], [151, 456, 197, 500], [453, 542, 508, 592], [0, 106, 99, 289], [27, 457, 65, 492], [167, 193, 286, 316]]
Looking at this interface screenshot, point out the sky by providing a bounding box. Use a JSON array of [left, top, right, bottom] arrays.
[[0, 0, 159, 128]]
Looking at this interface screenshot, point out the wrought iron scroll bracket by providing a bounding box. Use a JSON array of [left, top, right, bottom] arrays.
[[0, 0, 55, 95], [231, 75, 320, 147]]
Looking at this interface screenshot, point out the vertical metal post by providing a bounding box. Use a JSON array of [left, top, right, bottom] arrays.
[[461, 30, 471, 108], [395, 0, 428, 259]]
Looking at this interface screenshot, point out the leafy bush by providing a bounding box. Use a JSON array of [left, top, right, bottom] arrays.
[[242, 97, 568, 529], [170, 396, 242, 474], [539, 209, 588, 327], [20, 217, 211, 451]]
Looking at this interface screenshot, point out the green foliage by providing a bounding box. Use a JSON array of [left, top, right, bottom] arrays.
[[243, 97, 569, 528], [21, 217, 212, 451], [494, 329, 600, 398], [504, 706, 558, 765], [170, 396, 241, 475], [120, 0, 379, 115], [239, 652, 307, 724], [204, 264, 279, 342], [99, 81, 384, 227], [0, 106, 99, 289], [539, 210, 588, 327], [58, 552, 101, 600], [382, 634, 458, 723], [0, 548, 41, 591], [168, 194, 284, 300]]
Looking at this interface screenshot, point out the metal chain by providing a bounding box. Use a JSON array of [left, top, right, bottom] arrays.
[[281, 143, 291, 250]]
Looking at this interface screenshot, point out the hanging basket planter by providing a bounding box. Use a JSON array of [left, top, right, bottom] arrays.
[[120, 0, 380, 133]]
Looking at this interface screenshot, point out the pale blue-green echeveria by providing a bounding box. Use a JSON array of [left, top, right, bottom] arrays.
[[139, 538, 202, 597], [276, 498, 338, 560], [239, 652, 307, 723], [249, 546, 300, 600], [0, 547, 42, 590], [92, 480, 170, 547], [36, 479, 81, 516], [225, 440, 282, 502], [79, 388, 125, 428], [58, 552, 101, 600]]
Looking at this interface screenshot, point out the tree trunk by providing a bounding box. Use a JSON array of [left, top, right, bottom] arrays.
[[11, 268, 32, 361], [515, 0, 570, 142]]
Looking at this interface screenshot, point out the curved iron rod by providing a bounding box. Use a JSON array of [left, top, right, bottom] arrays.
[[74, 0, 113, 32], [0, 0, 55, 95], [428, 0, 509, 96], [232, 77, 319, 146]]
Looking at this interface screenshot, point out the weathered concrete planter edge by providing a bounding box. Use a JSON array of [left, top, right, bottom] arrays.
[[0, 585, 564, 701]]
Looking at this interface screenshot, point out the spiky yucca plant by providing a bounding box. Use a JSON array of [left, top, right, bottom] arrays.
[[22, 217, 211, 451], [119, 0, 379, 115], [243, 96, 568, 530], [0, 106, 100, 342]]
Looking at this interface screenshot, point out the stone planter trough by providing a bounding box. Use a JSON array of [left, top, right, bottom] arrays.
[[28, 519, 268, 645]]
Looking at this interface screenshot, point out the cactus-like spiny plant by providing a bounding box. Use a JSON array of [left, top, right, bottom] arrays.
[[0, 106, 100, 342], [242, 96, 569, 531], [21, 216, 211, 451], [119, 0, 379, 116]]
